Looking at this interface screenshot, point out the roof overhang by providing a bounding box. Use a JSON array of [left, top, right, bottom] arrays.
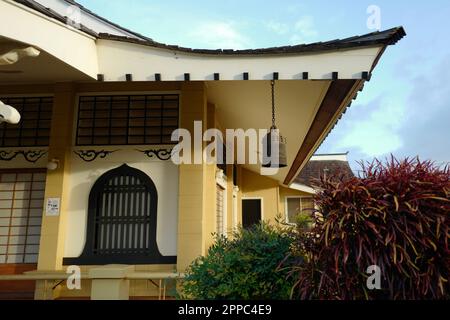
[[0, 0, 98, 82], [0, 0, 406, 186]]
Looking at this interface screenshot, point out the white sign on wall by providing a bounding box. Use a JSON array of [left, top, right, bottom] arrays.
[[46, 198, 61, 216]]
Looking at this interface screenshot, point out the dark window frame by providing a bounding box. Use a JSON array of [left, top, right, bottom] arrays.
[[75, 94, 179, 146], [63, 164, 176, 265]]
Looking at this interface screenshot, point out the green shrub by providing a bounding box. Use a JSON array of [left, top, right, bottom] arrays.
[[289, 157, 450, 300], [181, 223, 298, 300]]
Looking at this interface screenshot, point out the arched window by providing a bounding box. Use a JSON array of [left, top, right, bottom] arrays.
[[64, 164, 176, 265]]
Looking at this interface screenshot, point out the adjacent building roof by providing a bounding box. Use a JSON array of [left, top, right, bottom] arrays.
[[294, 153, 355, 188]]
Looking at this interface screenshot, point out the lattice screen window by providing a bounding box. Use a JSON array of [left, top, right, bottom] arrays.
[[76, 95, 179, 146], [94, 175, 153, 255], [0, 97, 53, 147], [216, 185, 225, 236], [0, 171, 45, 264], [286, 197, 314, 224]]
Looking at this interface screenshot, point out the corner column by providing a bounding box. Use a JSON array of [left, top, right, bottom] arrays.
[[176, 82, 210, 271], [35, 83, 76, 299]]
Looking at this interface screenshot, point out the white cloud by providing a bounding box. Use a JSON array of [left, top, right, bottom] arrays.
[[290, 16, 318, 44], [334, 97, 406, 157], [188, 21, 251, 50], [265, 21, 290, 35]]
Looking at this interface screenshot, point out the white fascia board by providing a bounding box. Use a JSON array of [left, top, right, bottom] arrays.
[[97, 39, 384, 81], [1, 0, 98, 79], [311, 154, 349, 161], [289, 183, 317, 195]]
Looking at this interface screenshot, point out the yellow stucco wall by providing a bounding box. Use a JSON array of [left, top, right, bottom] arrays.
[[0, 81, 308, 299], [240, 168, 280, 223], [0, 82, 195, 299], [238, 169, 310, 225]]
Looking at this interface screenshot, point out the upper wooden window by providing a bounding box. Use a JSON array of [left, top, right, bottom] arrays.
[[0, 97, 53, 147], [76, 95, 179, 146]]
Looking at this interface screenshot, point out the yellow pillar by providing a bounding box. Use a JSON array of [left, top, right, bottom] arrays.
[[176, 82, 213, 271], [89, 265, 134, 300], [35, 83, 75, 299]]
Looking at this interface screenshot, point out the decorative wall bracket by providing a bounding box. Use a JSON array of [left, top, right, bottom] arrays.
[[137, 148, 172, 161], [74, 150, 117, 162], [0, 150, 47, 163]]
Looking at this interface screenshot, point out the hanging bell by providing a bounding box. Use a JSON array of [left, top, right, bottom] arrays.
[[262, 127, 288, 168]]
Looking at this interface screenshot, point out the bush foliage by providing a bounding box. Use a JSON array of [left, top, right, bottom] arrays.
[[181, 223, 297, 300], [290, 157, 449, 300]]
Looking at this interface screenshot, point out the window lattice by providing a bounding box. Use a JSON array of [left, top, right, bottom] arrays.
[[76, 95, 179, 146], [0, 97, 53, 147]]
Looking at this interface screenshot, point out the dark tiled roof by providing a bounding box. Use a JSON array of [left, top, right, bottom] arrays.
[[295, 158, 355, 188], [13, 0, 406, 56], [98, 27, 406, 55]]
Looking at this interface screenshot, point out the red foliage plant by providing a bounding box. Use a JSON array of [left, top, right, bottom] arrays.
[[290, 157, 449, 300]]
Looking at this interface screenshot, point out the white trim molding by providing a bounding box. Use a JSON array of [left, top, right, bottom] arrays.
[[311, 153, 349, 162], [215, 169, 228, 236], [289, 182, 317, 194], [232, 186, 239, 231]]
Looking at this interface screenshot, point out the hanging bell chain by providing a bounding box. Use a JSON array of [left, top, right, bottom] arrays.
[[271, 80, 276, 129]]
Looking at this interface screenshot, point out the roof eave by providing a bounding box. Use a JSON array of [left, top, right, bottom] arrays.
[[97, 26, 406, 56]]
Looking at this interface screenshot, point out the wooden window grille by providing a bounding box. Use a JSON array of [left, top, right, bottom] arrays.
[[0, 97, 53, 147], [76, 94, 179, 146]]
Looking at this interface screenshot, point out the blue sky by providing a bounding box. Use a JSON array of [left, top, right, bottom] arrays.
[[79, 0, 450, 171]]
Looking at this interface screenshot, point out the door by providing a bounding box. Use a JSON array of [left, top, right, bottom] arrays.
[[0, 169, 46, 299], [242, 199, 262, 229]]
